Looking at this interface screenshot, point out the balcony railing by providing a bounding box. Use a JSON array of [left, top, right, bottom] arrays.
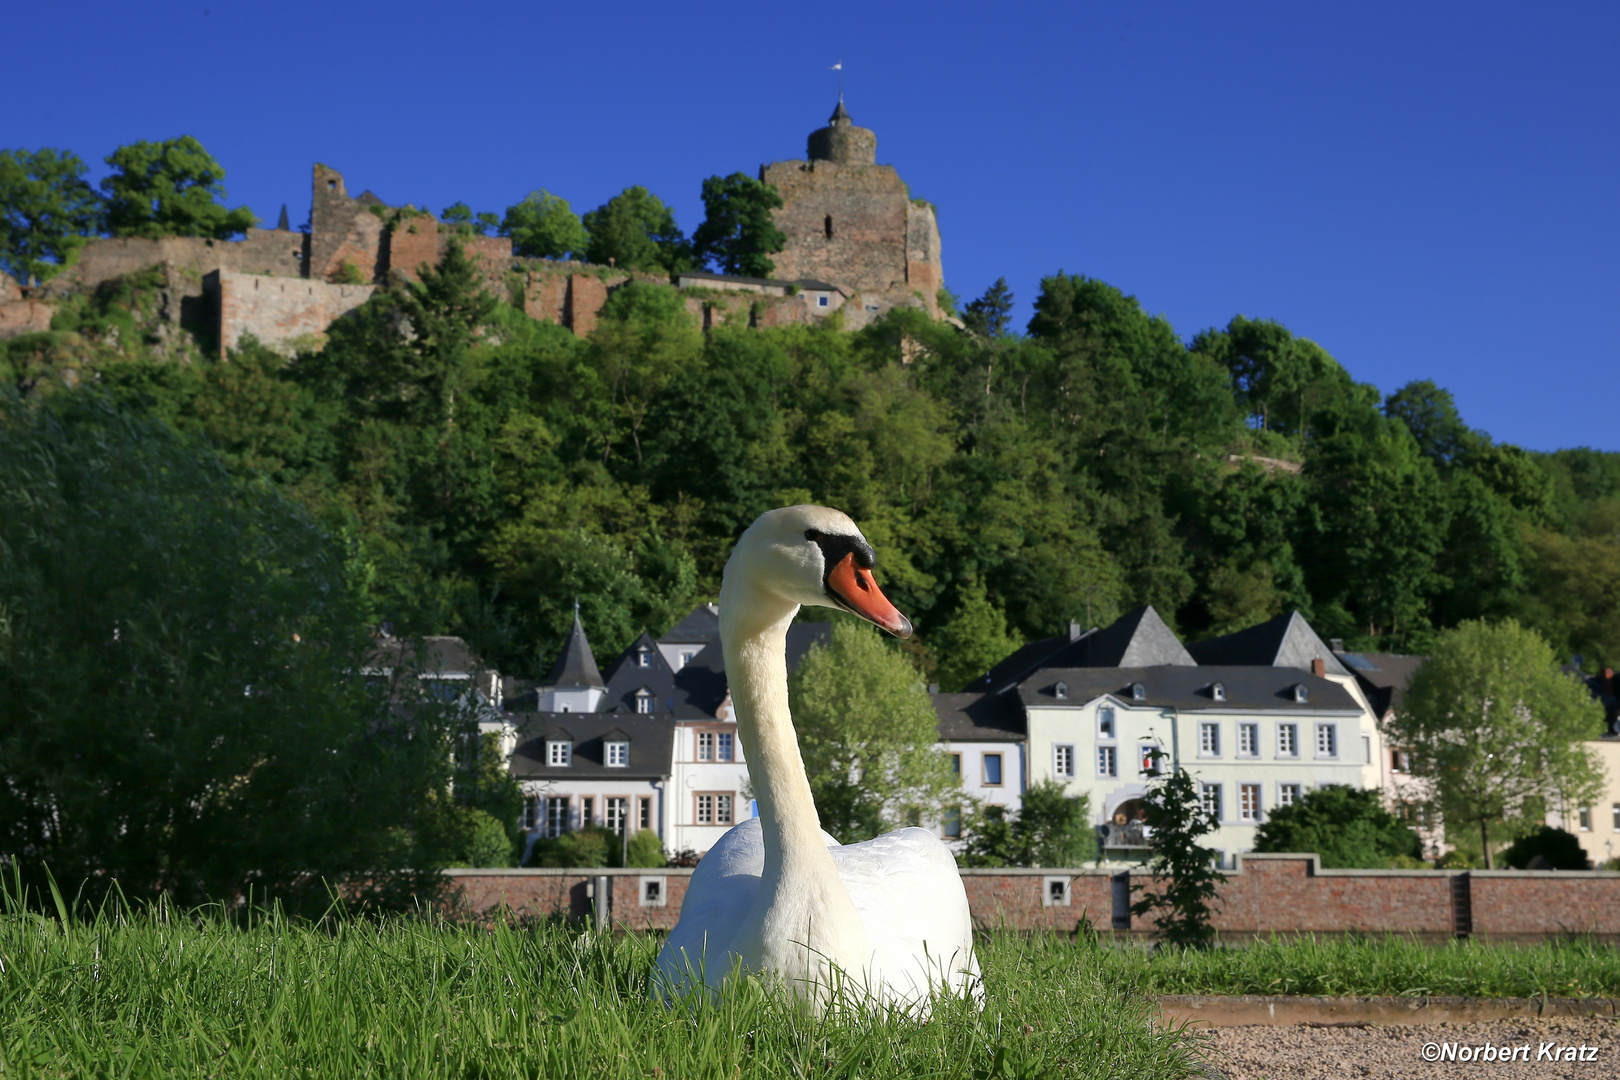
[[1102, 822, 1152, 849]]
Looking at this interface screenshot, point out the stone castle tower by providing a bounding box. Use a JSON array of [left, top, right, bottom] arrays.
[[760, 100, 944, 317]]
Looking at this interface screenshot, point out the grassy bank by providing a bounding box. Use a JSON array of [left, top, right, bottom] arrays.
[[0, 900, 1201, 1079], [1100, 934, 1620, 999]]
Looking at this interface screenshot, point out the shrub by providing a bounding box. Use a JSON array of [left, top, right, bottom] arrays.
[[1503, 825, 1590, 870], [1252, 785, 1423, 868]]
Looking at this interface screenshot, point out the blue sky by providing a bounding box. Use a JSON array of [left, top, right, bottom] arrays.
[[10, 1, 1617, 451]]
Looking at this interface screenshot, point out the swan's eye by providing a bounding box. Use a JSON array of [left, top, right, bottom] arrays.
[[804, 529, 824, 544]]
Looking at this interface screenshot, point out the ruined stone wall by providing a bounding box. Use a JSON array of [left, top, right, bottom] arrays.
[[761, 159, 909, 297], [905, 201, 943, 317], [214, 269, 375, 357], [36, 230, 307, 299], [309, 164, 386, 283], [385, 214, 439, 280]]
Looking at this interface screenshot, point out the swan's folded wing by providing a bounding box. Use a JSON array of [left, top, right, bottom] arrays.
[[656, 818, 764, 987], [830, 827, 980, 1004]]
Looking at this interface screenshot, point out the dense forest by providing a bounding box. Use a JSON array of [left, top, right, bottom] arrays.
[[4, 238, 1618, 686]]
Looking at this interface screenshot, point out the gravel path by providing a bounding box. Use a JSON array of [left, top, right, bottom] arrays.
[[1198, 1018, 1620, 1079]]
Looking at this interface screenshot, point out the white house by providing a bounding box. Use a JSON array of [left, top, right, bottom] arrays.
[[931, 691, 1027, 846]]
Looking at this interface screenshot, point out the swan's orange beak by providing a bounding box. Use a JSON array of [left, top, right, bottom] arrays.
[[827, 553, 913, 638]]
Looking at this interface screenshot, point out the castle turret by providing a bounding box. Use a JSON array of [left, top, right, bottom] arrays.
[[807, 99, 877, 165]]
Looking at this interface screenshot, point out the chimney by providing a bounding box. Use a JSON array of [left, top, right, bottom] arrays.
[[1069, 619, 1082, 642], [1312, 658, 1326, 678]]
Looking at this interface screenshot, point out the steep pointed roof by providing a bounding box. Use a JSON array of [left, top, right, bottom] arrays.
[[1072, 606, 1196, 668], [829, 98, 851, 125], [546, 614, 605, 690], [1187, 611, 1348, 676]]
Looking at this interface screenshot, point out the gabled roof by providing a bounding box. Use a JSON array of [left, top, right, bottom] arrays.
[[1020, 666, 1361, 714], [1337, 652, 1427, 718], [600, 631, 683, 715], [508, 712, 674, 780], [547, 614, 605, 690], [933, 692, 1026, 742], [661, 604, 720, 645], [972, 606, 1194, 693], [1188, 611, 1348, 676]]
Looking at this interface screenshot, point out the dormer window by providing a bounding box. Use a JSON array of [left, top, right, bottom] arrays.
[[635, 688, 653, 715], [1294, 684, 1309, 704], [1131, 683, 1146, 702], [680, 650, 696, 668], [1055, 681, 1068, 700], [606, 740, 629, 767], [1211, 682, 1226, 702], [637, 648, 651, 668], [547, 740, 572, 767]]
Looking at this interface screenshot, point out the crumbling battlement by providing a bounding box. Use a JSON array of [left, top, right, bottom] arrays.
[[1, 103, 948, 350]]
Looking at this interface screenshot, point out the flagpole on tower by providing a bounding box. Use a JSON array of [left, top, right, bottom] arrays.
[[831, 59, 843, 102]]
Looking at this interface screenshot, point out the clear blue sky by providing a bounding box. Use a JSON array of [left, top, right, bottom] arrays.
[[10, 1, 1617, 451]]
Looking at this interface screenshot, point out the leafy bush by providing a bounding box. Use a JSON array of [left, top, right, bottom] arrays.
[[452, 810, 517, 868], [1503, 825, 1590, 870], [960, 781, 1093, 867], [625, 828, 665, 868], [1252, 785, 1423, 868]]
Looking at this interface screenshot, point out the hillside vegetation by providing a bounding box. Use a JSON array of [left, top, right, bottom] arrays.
[[4, 241, 1617, 683]]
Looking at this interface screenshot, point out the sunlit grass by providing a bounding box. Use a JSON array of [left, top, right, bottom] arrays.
[[0, 891, 1204, 1079], [1101, 934, 1620, 999]]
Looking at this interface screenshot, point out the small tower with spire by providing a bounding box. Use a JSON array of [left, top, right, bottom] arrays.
[[807, 98, 877, 165], [538, 603, 607, 712]]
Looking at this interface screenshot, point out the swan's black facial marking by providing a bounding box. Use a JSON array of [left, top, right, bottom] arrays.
[[804, 528, 876, 606]]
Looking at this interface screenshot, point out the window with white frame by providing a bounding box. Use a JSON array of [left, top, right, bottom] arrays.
[[544, 796, 570, 837], [1392, 748, 1411, 772], [1211, 682, 1225, 702], [1097, 745, 1117, 778], [580, 796, 594, 825], [1199, 783, 1222, 820], [697, 731, 715, 761], [1239, 783, 1261, 822], [1199, 722, 1221, 756], [949, 752, 962, 777], [1277, 723, 1298, 757], [1579, 807, 1592, 831], [521, 795, 540, 831], [606, 740, 629, 767], [547, 740, 572, 767], [1053, 744, 1076, 778], [716, 731, 734, 761], [1613, 803, 1620, 831], [696, 793, 714, 825], [637, 648, 651, 668], [1237, 723, 1258, 757], [635, 689, 652, 714], [605, 797, 628, 835], [1139, 743, 1159, 774], [1362, 734, 1372, 764], [1097, 706, 1116, 739], [1055, 681, 1068, 700], [1277, 783, 1302, 808], [680, 650, 696, 668], [638, 796, 651, 830], [715, 793, 734, 824], [1315, 723, 1338, 758]]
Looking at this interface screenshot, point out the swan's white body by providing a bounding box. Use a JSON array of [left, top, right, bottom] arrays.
[[654, 506, 980, 1013]]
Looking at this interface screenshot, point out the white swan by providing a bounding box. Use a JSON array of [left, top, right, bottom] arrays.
[[654, 505, 981, 1013]]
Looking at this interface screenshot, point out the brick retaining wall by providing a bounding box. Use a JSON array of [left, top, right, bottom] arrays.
[[445, 854, 1620, 940]]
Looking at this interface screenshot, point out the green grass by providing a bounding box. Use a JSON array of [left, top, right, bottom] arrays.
[[1099, 934, 1620, 999], [0, 899, 1204, 1080]]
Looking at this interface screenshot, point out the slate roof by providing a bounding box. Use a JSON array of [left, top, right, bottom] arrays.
[[933, 692, 1026, 741], [972, 606, 1194, 692], [507, 712, 675, 780], [366, 635, 482, 676], [662, 604, 721, 644], [1187, 611, 1349, 676], [547, 614, 605, 690], [1338, 652, 1428, 718], [600, 631, 690, 716], [1019, 666, 1362, 714]]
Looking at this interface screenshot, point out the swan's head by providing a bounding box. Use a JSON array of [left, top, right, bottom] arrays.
[[725, 505, 912, 638]]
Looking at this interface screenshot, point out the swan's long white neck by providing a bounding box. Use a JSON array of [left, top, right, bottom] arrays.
[[719, 572, 868, 977]]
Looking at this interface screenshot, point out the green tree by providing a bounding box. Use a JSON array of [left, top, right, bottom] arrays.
[[1502, 825, 1590, 870], [690, 172, 786, 278], [101, 136, 256, 239], [440, 201, 500, 236], [1130, 754, 1226, 948], [963, 277, 1015, 338], [0, 148, 102, 284], [789, 620, 962, 842], [582, 186, 688, 274], [1251, 785, 1422, 868], [1394, 618, 1607, 868], [501, 189, 588, 259], [1384, 379, 1477, 467], [0, 390, 463, 911], [959, 780, 1094, 867], [929, 579, 1023, 691]]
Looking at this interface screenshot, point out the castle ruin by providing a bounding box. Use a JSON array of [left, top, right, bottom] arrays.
[[0, 103, 949, 354]]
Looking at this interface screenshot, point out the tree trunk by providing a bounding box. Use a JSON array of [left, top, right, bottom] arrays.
[[1480, 818, 1493, 870]]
